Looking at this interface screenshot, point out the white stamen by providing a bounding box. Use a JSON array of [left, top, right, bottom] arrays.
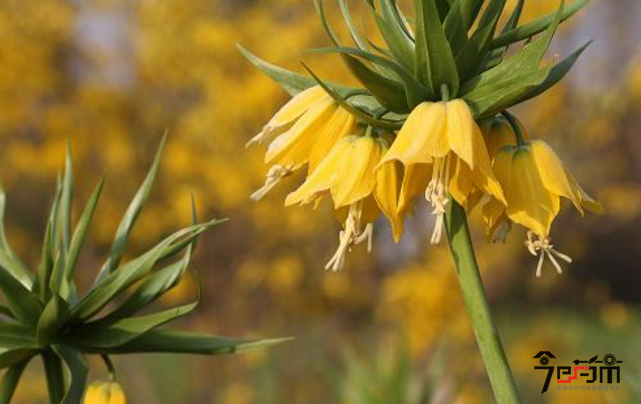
[[525, 231, 573, 278], [250, 165, 292, 201], [325, 203, 373, 271], [245, 124, 276, 148], [425, 155, 451, 245]]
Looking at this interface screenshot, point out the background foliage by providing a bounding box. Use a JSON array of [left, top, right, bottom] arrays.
[[0, 0, 639, 403]]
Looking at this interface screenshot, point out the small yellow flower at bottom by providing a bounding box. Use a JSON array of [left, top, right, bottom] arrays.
[[484, 139, 603, 277], [286, 133, 403, 271], [84, 381, 126, 404]]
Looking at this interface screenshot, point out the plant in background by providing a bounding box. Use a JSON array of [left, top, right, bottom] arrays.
[[241, 0, 600, 402], [0, 136, 283, 404]]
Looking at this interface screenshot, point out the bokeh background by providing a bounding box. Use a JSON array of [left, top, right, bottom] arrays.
[[1, 0, 640, 403]]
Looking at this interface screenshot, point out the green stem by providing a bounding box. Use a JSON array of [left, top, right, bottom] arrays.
[[501, 111, 526, 146], [445, 201, 521, 404], [42, 350, 65, 404]]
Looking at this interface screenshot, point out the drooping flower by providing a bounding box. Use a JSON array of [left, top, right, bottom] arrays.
[[286, 132, 403, 271], [249, 85, 355, 200], [484, 139, 603, 277], [84, 381, 126, 404], [481, 115, 530, 161], [378, 99, 505, 244]]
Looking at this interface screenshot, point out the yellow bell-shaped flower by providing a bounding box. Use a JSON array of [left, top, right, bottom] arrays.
[[481, 115, 530, 161], [485, 139, 602, 277], [84, 381, 126, 404], [378, 99, 505, 244], [286, 133, 403, 270], [249, 86, 355, 201]]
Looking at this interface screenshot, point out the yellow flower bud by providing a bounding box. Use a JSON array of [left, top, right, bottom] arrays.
[[84, 381, 126, 404]]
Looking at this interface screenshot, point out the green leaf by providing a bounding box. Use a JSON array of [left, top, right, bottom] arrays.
[[86, 329, 292, 356], [36, 294, 70, 346], [0, 358, 29, 404], [0, 322, 36, 348], [35, 183, 63, 301], [490, 0, 593, 49], [238, 45, 317, 96], [302, 64, 404, 130], [68, 302, 198, 349], [71, 222, 213, 322], [310, 46, 429, 107], [455, 0, 506, 81], [0, 267, 42, 326], [59, 143, 74, 265], [464, 68, 549, 119], [53, 346, 88, 404], [516, 41, 591, 104], [414, 0, 460, 97], [42, 350, 65, 404], [96, 134, 167, 282], [341, 54, 409, 112], [101, 248, 192, 320], [61, 177, 105, 300], [0, 182, 32, 289], [0, 349, 35, 370], [461, 1, 564, 95], [373, 0, 415, 69], [338, 0, 370, 52]]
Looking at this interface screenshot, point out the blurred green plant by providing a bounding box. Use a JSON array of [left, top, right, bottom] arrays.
[[0, 135, 284, 404], [329, 343, 465, 404]]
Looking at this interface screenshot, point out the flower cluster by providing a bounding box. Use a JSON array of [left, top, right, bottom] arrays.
[[243, 0, 600, 275]]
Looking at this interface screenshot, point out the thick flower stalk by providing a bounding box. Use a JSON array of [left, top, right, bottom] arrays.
[[0, 137, 284, 404], [241, 0, 598, 403]]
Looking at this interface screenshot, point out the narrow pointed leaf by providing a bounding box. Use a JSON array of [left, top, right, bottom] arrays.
[[88, 329, 292, 355], [0, 359, 29, 404], [36, 294, 70, 346], [490, 0, 593, 49], [101, 248, 192, 320], [62, 177, 105, 299], [516, 41, 591, 103], [0, 349, 35, 370], [414, 0, 459, 96], [96, 134, 167, 282], [68, 302, 198, 348], [0, 182, 31, 289], [72, 222, 212, 322], [0, 267, 42, 326], [53, 346, 88, 404]]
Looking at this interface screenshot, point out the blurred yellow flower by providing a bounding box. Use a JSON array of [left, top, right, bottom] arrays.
[[286, 133, 402, 270], [249, 85, 355, 200], [485, 140, 603, 277], [84, 381, 126, 404], [379, 100, 505, 244]]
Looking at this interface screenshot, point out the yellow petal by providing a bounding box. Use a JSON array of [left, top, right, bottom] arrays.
[[506, 147, 560, 236], [330, 136, 381, 207], [482, 197, 507, 237], [481, 117, 517, 160], [445, 99, 477, 168], [373, 159, 404, 242], [265, 97, 335, 168], [109, 384, 126, 404], [448, 156, 474, 208], [467, 123, 506, 204], [268, 85, 328, 130], [84, 383, 104, 404], [397, 163, 431, 215], [308, 106, 355, 172], [284, 137, 350, 206], [378, 102, 445, 166], [531, 140, 583, 213]]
